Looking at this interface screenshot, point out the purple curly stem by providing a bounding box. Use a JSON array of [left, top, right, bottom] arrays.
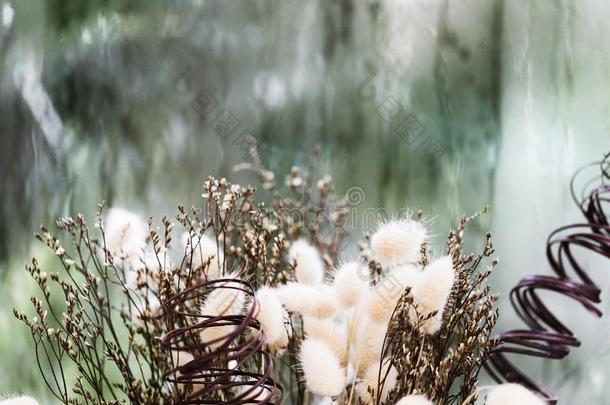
[[160, 274, 282, 404], [485, 153, 610, 404]]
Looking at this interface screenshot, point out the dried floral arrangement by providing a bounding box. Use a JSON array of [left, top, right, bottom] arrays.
[[12, 151, 609, 405]]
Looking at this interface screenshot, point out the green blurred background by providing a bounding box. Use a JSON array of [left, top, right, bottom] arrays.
[[1, 0, 609, 403]]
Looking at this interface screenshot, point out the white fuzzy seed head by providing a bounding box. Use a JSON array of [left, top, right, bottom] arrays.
[[347, 288, 371, 346], [367, 265, 422, 324], [182, 232, 224, 279], [371, 219, 426, 266], [254, 287, 289, 350], [299, 337, 346, 396], [276, 283, 337, 318], [289, 239, 325, 285], [303, 316, 348, 366], [414, 256, 455, 334], [355, 361, 398, 403], [199, 277, 244, 349], [332, 261, 370, 308], [395, 394, 434, 405], [0, 397, 40, 405], [350, 317, 388, 374], [202, 279, 244, 316], [486, 384, 546, 405], [105, 208, 147, 265]]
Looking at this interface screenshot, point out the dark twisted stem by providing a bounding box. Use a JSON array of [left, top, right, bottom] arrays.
[[485, 152, 610, 403], [160, 274, 283, 404]]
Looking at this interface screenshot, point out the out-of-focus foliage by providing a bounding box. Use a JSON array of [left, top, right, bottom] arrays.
[[0, 0, 507, 263]]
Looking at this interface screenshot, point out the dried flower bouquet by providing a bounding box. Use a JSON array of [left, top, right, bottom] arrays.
[[13, 152, 610, 405]]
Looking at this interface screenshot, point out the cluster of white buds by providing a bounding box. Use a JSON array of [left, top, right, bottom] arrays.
[[249, 218, 457, 404], [102, 204, 524, 405], [17, 175, 551, 405]]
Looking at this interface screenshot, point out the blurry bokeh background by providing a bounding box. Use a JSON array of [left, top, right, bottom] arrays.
[[1, 0, 609, 403]]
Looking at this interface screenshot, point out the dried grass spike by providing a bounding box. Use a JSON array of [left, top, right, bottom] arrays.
[[276, 282, 337, 318], [199, 275, 245, 349], [254, 286, 289, 350], [289, 239, 325, 285], [415, 256, 455, 334], [332, 261, 370, 308], [303, 316, 348, 366], [371, 219, 426, 267], [354, 360, 398, 403], [299, 337, 346, 396]]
